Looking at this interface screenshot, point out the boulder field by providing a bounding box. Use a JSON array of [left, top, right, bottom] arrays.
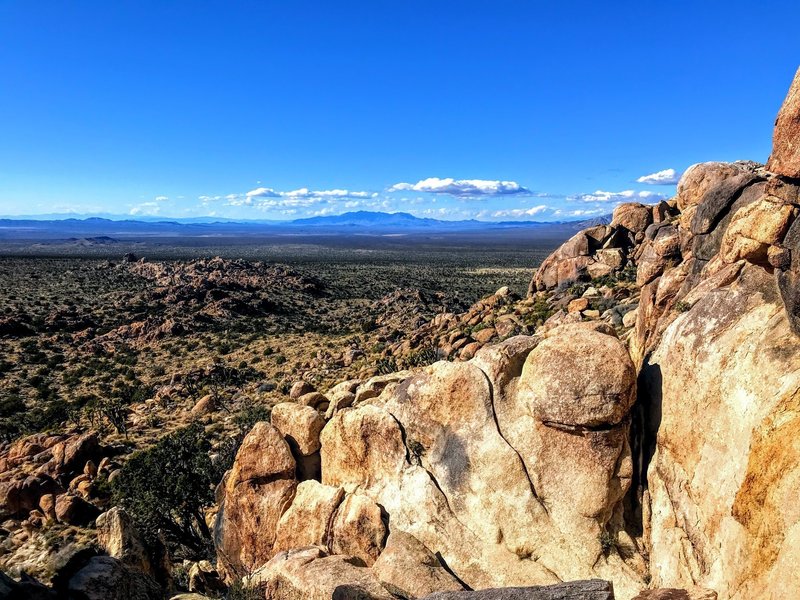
[[210, 68, 800, 600]]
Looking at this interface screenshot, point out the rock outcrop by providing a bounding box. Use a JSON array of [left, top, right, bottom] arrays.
[[767, 67, 800, 178], [216, 331, 645, 598], [210, 68, 800, 600]]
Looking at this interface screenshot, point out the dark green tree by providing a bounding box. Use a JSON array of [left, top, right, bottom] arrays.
[[113, 422, 216, 559]]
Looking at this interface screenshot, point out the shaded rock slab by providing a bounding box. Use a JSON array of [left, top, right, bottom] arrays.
[[421, 579, 614, 599]]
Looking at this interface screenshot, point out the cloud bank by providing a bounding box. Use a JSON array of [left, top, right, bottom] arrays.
[[570, 189, 666, 203], [389, 177, 529, 197]]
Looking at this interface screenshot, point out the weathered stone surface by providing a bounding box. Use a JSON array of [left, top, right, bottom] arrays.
[[289, 380, 315, 399], [67, 556, 162, 600], [54, 493, 100, 526], [330, 492, 386, 566], [612, 203, 653, 234], [776, 211, 800, 334], [190, 394, 216, 416], [421, 579, 615, 599], [690, 173, 762, 235], [568, 298, 590, 313], [354, 372, 411, 404], [271, 402, 326, 456], [96, 507, 153, 576], [273, 480, 344, 554], [36, 432, 100, 483], [1, 474, 63, 516], [519, 326, 636, 427], [214, 422, 297, 579], [249, 547, 393, 600], [689, 180, 767, 263], [632, 589, 717, 600], [296, 391, 329, 410], [372, 530, 465, 598], [646, 265, 800, 598], [767, 67, 800, 178], [719, 195, 795, 264], [321, 357, 644, 597], [596, 248, 625, 269], [676, 162, 758, 211]]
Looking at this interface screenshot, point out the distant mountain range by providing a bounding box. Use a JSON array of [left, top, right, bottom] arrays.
[[0, 211, 611, 243]]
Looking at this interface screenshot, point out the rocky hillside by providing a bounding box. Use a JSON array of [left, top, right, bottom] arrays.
[[2, 69, 800, 599]]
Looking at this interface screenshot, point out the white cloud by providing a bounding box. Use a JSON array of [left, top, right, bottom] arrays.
[[154, 195, 169, 202], [282, 188, 377, 199], [129, 202, 161, 216], [636, 168, 681, 185], [244, 186, 376, 200], [389, 177, 529, 197], [491, 205, 551, 218], [245, 187, 281, 198], [570, 189, 666, 203]]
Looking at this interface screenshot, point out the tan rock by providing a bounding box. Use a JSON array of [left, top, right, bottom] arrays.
[[676, 162, 748, 211], [55, 493, 100, 526], [190, 394, 216, 416], [83, 460, 97, 479], [458, 341, 482, 360], [632, 589, 717, 600], [596, 247, 625, 269], [296, 392, 329, 411], [271, 402, 325, 456], [520, 326, 636, 427], [37, 431, 99, 482], [472, 327, 496, 344], [273, 480, 344, 554], [249, 547, 393, 600], [354, 372, 410, 404], [214, 422, 297, 579], [330, 492, 387, 566], [568, 298, 590, 313], [289, 380, 315, 399], [321, 404, 407, 491], [612, 203, 653, 233], [96, 507, 153, 576], [372, 530, 465, 598], [324, 391, 356, 420], [38, 493, 56, 521], [767, 66, 800, 178], [719, 196, 795, 264], [646, 265, 800, 598]]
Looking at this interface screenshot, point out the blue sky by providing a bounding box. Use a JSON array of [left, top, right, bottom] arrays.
[[0, 1, 798, 221]]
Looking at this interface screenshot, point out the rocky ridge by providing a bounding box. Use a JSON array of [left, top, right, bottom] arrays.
[[2, 68, 800, 600], [207, 68, 800, 599]]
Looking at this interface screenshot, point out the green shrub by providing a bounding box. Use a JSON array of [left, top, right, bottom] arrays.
[[113, 422, 216, 559], [523, 296, 554, 328], [226, 580, 263, 600]]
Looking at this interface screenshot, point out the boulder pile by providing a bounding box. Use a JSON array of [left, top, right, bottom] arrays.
[[208, 67, 800, 599]]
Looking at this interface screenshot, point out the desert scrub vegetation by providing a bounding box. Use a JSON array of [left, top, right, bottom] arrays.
[[112, 422, 217, 559], [523, 295, 554, 327]]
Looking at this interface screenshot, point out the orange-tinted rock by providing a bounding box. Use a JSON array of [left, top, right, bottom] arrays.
[[767, 67, 800, 178]]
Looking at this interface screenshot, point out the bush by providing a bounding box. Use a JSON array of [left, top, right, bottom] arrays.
[[113, 422, 216, 559], [226, 580, 263, 600], [523, 296, 554, 328]]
